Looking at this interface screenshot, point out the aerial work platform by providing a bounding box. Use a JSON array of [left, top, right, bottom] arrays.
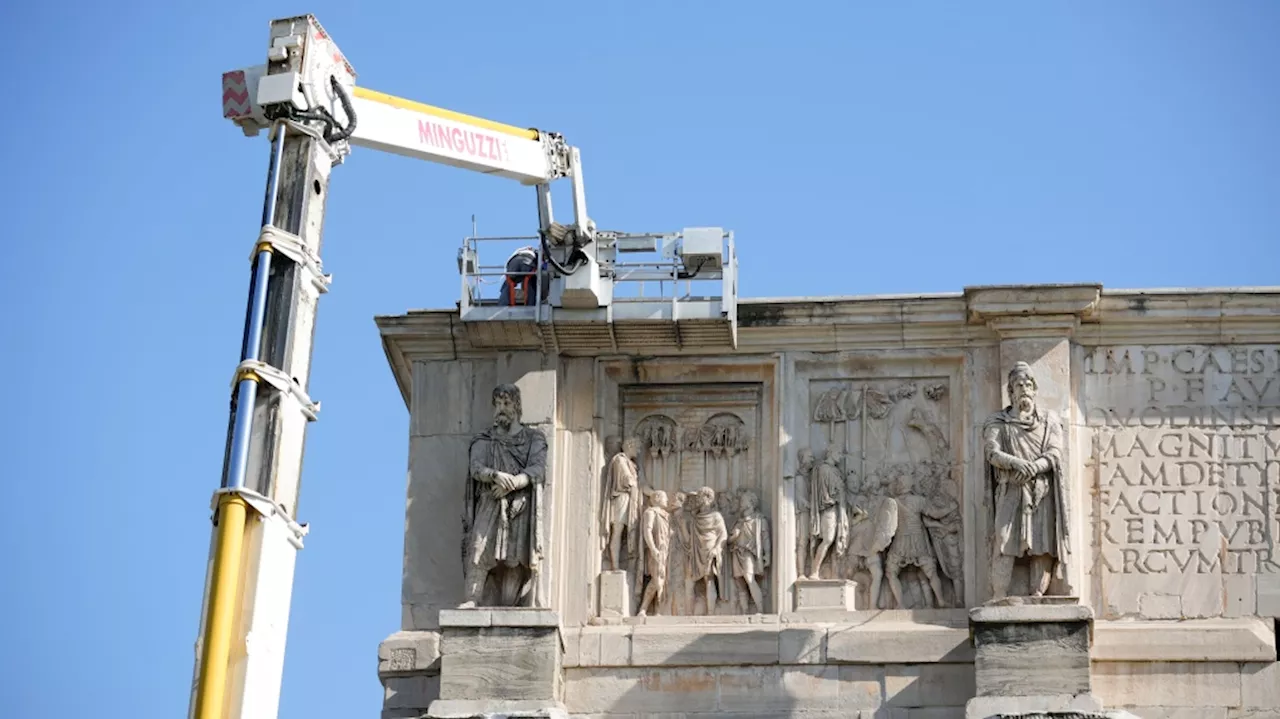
[[457, 228, 738, 353]]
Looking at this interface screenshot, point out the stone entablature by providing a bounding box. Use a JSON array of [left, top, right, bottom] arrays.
[[374, 285, 1280, 719]]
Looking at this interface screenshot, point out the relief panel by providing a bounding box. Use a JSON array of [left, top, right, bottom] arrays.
[[601, 382, 771, 616], [799, 376, 963, 609]]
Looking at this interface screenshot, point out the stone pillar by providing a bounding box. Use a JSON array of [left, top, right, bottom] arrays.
[[964, 600, 1142, 719], [966, 285, 1101, 600], [965, 601, 1098, 718], [428, 608, 567, 719]]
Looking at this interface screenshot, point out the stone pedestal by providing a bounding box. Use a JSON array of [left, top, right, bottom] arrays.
[[598, 570, 630, 618], [966, 598, 1117, 719], [427, 608, 568, 719], [794, 578, 858, 611]]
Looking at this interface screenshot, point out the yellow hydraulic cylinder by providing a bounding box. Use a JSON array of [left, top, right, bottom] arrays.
[[193, 494, 249, 719], [352, 86, 540, 141]]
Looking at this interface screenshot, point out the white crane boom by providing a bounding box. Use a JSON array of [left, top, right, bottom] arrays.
[[194, 13, 736, 719]]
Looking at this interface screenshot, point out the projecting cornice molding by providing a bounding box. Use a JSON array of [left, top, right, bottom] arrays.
[[964, 284, 1102, 337], [374, 286, 1280, 409]]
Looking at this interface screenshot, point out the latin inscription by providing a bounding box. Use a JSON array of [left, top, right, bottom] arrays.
[[1083, 346, 1280, 587]]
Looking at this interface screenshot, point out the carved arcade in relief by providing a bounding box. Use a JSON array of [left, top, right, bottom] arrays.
[[598, 384, 773, 616], [797, 376, 963, 609]]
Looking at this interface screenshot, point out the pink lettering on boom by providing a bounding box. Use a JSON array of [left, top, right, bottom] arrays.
[[417, 119, 508, 163]]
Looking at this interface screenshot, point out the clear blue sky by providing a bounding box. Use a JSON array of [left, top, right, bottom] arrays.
[[1, 2, 1277, 717]]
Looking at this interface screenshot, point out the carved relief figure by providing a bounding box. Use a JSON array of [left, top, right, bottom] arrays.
[[601, 437, 642, 571], [919, 464, 963, 604], [636, 489, 671, 616], [729, 489, 771, 613], [666, 490, 693, 615], [884, 470, 948, 608], [688, 486, 728, 614], [983, 362, 1070, 599], [808, 451, 849, 578], [461, 383, 548, 608], [843, 467, 896, 608], [716, 489, 739, 604], [792, 448, 814, 575]]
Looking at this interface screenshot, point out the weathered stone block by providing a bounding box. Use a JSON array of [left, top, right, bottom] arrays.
[[440, 626, 562, 702], [563, 667, 718, 714], [779, 627, 826, 664], [498, 353, 555, 425], [1117, 708, 1228, 719], [827, 623, 973, 664], [404, 435, 471, 628], [1092, 661, 1242, 708], [1240, 661, 1280, 709], [428, 699, 569, 718], [557, 358, 595, 432], [598, 627, 632, 666], [1227, 709, 1280, 719], [488, 608, 562, 627], [629, 626, 777, 666], [379, 630, 443, 675], [973, 620, 1091, 697], [836, 665, 884, 709], [794, 578, 858, 611], [716, 666, 791, 713], [383, 674, 441, 711], [1225, 575, 1258, 618], [599, 571, 630, 618], [1258, 575, 1280, 617], [411, 360, 479, 437], [963, 693, 1103, 719], [886, 663, 976, 707], [439, 609, 492, 627], [1092, 618, 1275, 662], [561, 628, 582, 668], [968, 603, 1093, 624]]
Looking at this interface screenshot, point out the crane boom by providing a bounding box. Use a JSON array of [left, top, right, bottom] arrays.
[[224, 66, 569, 185], [196, 13, 736, 719]]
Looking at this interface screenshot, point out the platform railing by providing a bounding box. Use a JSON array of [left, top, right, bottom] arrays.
[[458, 233, 737, 325]]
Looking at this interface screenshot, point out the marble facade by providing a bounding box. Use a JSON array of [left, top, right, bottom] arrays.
[[375, 285, 1280, 719]]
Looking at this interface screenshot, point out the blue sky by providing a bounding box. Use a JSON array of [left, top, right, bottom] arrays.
[[1, 1, 1277, 717]]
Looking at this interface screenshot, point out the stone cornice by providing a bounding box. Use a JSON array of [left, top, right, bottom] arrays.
[[375, 286, 1280, 407], [963, 283, 1102, 332]]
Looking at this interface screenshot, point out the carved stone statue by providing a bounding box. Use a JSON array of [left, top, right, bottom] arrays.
[[884, 470, 948, 608], [636, 489, 671, 616], [688, 486, 728, 615], [729, 489, 770, 613], [983, 361, 1069, 599], [601, 437, 641, 571], [461, 383, 548, 608], [793, 448, 814, 576], [808, 451, 849, 578]]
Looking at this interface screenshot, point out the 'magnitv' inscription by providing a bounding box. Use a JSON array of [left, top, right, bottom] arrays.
[[1083, 345, 1280, 580]]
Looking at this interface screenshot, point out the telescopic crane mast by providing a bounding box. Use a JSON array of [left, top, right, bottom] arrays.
[[197, 14, 737, 719]]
